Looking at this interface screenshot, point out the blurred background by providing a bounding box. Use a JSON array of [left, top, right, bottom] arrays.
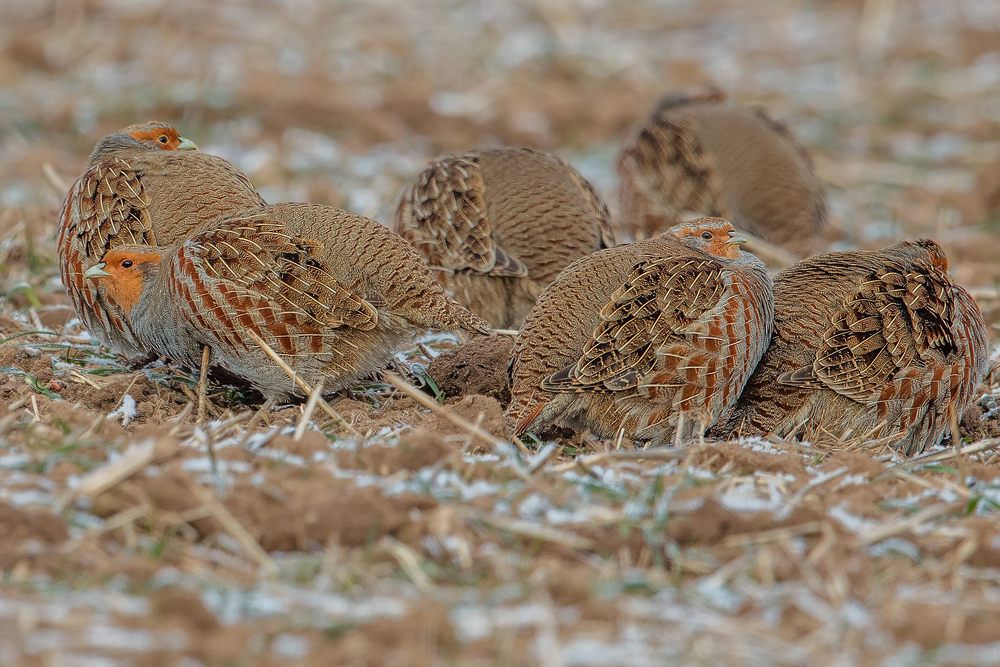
[[0, 0, 998, 332]]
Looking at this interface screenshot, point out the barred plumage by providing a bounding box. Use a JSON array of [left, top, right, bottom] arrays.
[[718, 239, 989, 455], [84, 203, 492, 401], [505, 218, 774, 445], [394, 147, 614, 329], [57, 121, 266, 356], [617, 89, 827, 258]]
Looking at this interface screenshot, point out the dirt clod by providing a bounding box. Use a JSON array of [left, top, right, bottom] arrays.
[[426, 335, 513, 405]]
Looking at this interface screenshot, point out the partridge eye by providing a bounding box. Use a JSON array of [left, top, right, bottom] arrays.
[[158, 136, 168, 143], [701, 231, 712, 240], [121, 260, 133, 268]]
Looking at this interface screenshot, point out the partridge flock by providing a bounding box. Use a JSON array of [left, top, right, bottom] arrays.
[[57, 95, 990, 455]]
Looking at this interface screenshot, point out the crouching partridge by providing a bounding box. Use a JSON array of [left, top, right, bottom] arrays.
[[58, 121, 266, 357], [505, 218, 773, 445], [83, 203, 492, 400], [395, 147, 615, 329], [718, 240, 989, 455], [617, 89, 827, 258]]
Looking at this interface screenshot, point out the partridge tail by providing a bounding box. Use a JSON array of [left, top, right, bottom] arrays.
[[505, 396, 547, 437], [414, 291, 493, 336]]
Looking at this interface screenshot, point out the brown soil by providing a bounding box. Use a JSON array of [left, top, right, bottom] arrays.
[[0, 503, 67, 570], [426, 335, 514, 405]]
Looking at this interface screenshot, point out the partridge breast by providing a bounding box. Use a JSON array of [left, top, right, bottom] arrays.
[[617, 90, 827, 258], [718, 239, 989, 455], [58, 121, 265, 357], [395, 147, 614, 329]]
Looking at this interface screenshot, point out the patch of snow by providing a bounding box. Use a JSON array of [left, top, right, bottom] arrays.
[[694, 577, 744, 612], [10, 490, 54, 507], [0, 454, 31, 469], [107, 394, 137, 427], [836, 474, 869, 489], [719, 480, 782, 513], [272, 633, 310, 659], [181, 458, 252, 474], [828, 502, 879, 535], [868, 538, 921, 562]]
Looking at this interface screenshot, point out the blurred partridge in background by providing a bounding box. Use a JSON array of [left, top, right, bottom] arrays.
[[57, 121, 267, 357], [84, 203, 491, 400], [394, 147, 615, 329], [617, 89, 828, 260], [719, 240, 988, 455], [506, 218, 773, 445]]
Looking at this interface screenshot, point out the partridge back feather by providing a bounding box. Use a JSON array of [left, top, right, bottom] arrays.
[[506, 221, 773, 445], [618, 91, 827, 257], [395, 147, 614, 329], [719, 240, 988, 455], [58, 122, 265, 356], [127, 203, 491, 400]]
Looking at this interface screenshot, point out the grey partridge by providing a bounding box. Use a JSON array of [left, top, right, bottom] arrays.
[[617, 90, 827, 258], [83, 203, 492, 401], [394, 147, 615, 329], [58, 121, 266, 357], [718, 239, 989, 455], [505, 218, 774, 445]]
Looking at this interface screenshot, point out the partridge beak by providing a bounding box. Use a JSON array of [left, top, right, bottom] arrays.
[[84, 262, 110, 279], [177, 136, 198, 150], [726, 232, 750, 246]]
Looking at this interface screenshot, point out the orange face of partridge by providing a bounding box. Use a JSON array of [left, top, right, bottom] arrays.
[[123, 122, 197, 151], [83, 249, 163, 315], [669, 218, 748, 259]]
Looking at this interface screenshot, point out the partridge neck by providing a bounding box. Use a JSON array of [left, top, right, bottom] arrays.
[[89, 135, 145, 164]]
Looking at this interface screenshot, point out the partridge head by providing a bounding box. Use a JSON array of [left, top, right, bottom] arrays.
[[505, 217, 773, 445], [667, 218, 751, 259], [90, 121, 198, 155]]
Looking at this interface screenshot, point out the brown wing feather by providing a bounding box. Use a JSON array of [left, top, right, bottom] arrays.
[[77, 159, 155, 259], [185, 216, 378, 331], [541, 257, 727, 393], [779, 261, 957, 402], [399, 154, 528, 277]]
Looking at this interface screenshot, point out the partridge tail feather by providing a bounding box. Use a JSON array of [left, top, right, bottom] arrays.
[[511, 402, 547, 437], [489, 246, 529, 278], [424, 297, 493, 336], [778, 366, 824, 389]]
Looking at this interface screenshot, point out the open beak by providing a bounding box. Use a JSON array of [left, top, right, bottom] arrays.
[[84, 262, 110, 279], [177, 136, 198, 150], [726, 232, 750, 246]]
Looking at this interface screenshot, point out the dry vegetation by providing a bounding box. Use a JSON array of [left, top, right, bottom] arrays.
[[1, 0, 1000, 664]]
